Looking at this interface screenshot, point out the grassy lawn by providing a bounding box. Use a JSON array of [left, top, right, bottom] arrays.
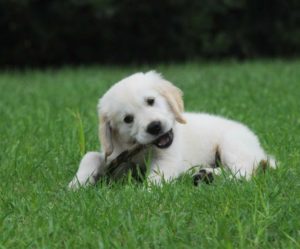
[[1, 60, 300, 248]]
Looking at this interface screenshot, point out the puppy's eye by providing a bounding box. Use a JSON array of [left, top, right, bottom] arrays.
[[146, 97, 155, 106], [124, 115, 134, 124]]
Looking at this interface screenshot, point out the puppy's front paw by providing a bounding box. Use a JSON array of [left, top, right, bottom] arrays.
[[68, 174, 100, 190], [68, 178, 81, 190], [193, 169, 214, 186]]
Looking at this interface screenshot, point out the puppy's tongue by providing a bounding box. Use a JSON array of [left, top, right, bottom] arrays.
[[157, 135, 170, 147], [153, 130, 173, 149]]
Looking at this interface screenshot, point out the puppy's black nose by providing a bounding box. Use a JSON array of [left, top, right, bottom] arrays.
[[146, 121, 162, 135]]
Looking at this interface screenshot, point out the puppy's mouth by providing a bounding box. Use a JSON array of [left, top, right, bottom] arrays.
[[153, 129, 173, 149]]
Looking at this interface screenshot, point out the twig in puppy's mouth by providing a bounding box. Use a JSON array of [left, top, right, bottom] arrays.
[[105, 143, 147, 178], [104, 129, 173, 179]]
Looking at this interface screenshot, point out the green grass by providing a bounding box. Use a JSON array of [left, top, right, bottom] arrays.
[[1, 60, 300, 248]]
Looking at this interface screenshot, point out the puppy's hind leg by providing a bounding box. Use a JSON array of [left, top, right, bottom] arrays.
[[68, 152, 105, 190], [193, 167, 222, 186], [192, 149, 223, 185], [219, 129, 270, 179]]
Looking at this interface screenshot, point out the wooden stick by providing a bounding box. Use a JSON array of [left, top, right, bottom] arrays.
[[104, 144, 148, 178]]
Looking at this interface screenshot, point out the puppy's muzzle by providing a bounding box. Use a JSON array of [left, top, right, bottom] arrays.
[[145, 122, 174, 149]]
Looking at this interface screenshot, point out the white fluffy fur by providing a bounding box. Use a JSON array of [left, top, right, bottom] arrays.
[[68, 71, 275, 189]]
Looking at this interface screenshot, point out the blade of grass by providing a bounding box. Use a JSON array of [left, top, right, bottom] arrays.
[[68, 109, 86, 157]]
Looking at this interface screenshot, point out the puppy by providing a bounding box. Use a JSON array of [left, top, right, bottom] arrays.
[[68, 71, 275, 189]]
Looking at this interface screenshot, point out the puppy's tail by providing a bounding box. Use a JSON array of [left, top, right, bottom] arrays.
[[258, 155, 276, 174], [267, 155, 277, 168]]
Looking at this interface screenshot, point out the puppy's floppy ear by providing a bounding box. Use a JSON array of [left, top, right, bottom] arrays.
[[99, 114, 114, 160], [158, 79, 186, 124]]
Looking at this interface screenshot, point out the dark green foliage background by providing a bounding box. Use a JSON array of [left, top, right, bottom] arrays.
[[1, 0, 300, 66]]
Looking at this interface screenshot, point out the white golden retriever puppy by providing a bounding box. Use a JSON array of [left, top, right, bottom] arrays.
[[68, 71, 275, 189]]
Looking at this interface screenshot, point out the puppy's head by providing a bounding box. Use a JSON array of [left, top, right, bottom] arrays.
[[98, 71, 186, 158]]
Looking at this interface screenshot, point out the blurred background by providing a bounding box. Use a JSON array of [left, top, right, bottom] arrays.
[[1, 0, 300, 67]]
